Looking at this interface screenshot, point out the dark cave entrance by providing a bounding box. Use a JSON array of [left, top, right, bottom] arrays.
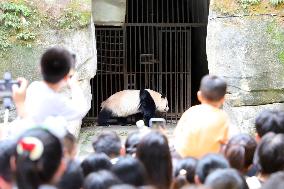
[[87, 0, 210, 123]]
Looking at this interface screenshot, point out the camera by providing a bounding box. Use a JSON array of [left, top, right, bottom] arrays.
[[149, 118, 166, 130], [0, 72, 19, 109]]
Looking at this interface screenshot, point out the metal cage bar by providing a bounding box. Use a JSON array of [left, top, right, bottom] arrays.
[[86, 0, 208, 124]]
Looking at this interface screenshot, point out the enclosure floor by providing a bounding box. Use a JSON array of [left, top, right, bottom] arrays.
[[78, 124, 176, 159]]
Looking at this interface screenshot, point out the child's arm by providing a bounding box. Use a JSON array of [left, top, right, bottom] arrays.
[[56, 76, 89, 121], [12, 78, 28, 119], [67, 76, 89, 114]]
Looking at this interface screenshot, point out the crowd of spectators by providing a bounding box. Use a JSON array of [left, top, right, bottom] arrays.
[[0, 47, 284, 189]]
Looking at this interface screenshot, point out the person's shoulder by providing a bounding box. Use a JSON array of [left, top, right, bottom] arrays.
[[27, 81, 45, 91]]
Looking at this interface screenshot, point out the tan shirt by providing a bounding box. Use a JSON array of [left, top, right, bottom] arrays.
[[174, 104, 229, 158]]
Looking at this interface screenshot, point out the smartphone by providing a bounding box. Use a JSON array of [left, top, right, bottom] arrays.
[[0, 72, 19, 99], [149, 118, 166, 130]]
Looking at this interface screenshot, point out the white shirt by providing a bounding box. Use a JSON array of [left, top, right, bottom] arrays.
[[24, 81, 89, 124]]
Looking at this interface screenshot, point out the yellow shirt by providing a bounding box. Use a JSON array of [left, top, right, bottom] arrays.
[[174, 104, 229, 158]]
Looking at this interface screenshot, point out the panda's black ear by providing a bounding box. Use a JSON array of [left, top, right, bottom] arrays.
[[161, 93, 166, 98]]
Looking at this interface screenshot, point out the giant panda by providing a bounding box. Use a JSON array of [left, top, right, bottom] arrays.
[[97, 89, 169, 126]]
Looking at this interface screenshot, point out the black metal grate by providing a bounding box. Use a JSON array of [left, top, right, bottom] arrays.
[[87, 0, 209, 123], [88, 27, 125, 118]]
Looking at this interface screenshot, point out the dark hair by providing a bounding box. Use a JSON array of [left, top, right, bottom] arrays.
[[257, 133, 284, 174], [125, 132, 144, 155], [261, 171, 284, 189], [15, 128, 63, 189], [0, 140, 16, 182], [255, 110, 284, 137], [172, 157, 198, 189], [40, 47, 74, 83], [111, 156, 147, 186], [223, 134, 257, 173], [136, 131, 172, 189], [81, 153, 112, 177], [199, 75, 227, 102], [205, 168, 249, 189], [57, 160, 84, 189], [92, 131, 122, 158], [63, 132, 77, 156], [83, 170, 121, 189], [196, 154, 229, 183]]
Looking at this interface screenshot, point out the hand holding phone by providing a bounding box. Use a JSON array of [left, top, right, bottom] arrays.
[[149, 118, 166, 130]]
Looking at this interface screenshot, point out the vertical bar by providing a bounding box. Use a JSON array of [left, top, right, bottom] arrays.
[[146, 0, 148, 23], [136, 0, 138, 23], [98, 30, 105, 118], [188, 28, 192, 107], [161, 0, 164, 23], [119, 29, 121, 90], [175, 28, 178, 121], [124, 25, 128, 89], [181, 0, 185, 23], [170, 28, 173, 123], [166, 0, 169, 23], [176, 0, 180, 23], [138, 26, 141, 89], [180, 28, 184, 114], [187, 0, 190, 23], [171, 0, 175, 23]]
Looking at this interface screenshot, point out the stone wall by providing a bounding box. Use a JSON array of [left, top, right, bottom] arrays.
[[207, 0, 284, 133], [0, 0, 96, 137]]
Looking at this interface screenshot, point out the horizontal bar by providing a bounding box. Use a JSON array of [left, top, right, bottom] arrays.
[[95, 23, 207, 28], [126, 23, 207, 27]]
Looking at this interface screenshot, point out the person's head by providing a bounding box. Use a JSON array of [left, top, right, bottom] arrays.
[[57, 160, 84, 189], [83, 170, 121, 189], [136, 131, 172, 189], [197, 75, 227, 107], [255, 110, 284, 140], [0, 140, 16, 189], [63, 132, 77, 160], [111, 156, 147, 186], [15, 128, 65, 189], [257, 133, 284, 175], [261, 171, 284, 189], [195, 154, 229, 184], [223, 134, 257, 174], [172, 157, 198, 189], [81, 153, 112, 177], [205, 168, 249, 189], [92, 131, 124, 158], [40, 47, 75, 84], [125, 132, 144, 156]]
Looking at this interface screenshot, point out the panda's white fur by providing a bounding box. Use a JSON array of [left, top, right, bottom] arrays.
[[98, 89, 169, 125], [101, 90, 141, 117]]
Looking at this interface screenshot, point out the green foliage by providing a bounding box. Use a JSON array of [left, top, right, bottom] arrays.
[[16, 31, 36, 41], [238, 0, 284, 9], [0, 2, 38, 53], [270, 0, 284, 6], [0, 2, 32, 29], [240, 0, 261, 4], [267, 21, 284, 64], [0, 31, 11, 52], [0, 2, 31, 17], [56, 8, 91, 30], [240, 0, 261, 8], [279, 51, 284, 64]]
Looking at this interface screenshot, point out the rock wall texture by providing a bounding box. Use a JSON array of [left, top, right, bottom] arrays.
[[207, 0, 284, 133], [0, 0, 96, 137]]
